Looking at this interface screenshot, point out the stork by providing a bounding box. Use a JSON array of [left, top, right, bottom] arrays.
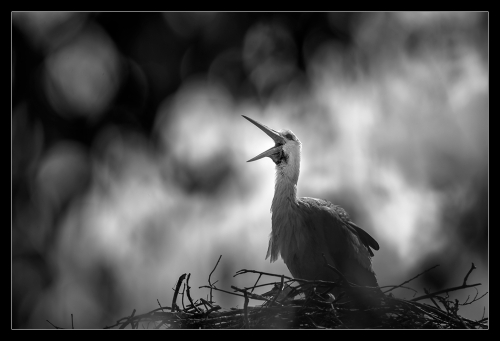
[[242, 115, 381, 299]]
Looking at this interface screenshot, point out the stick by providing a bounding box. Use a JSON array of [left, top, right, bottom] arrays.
[[119, 309, 136, 329], [208, 255, 222, 303], [186, 273, 202, 313], [463, 263, 476, 286], [171, 274, 187, 312], [269, 275, 284, 306], [243, 291, 250, 328], [383, 265, 439, 294]]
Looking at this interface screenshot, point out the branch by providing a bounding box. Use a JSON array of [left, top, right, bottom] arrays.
[[380, 285, 418, 296], [269, 275, 285, 307], [235, 269, 339, 288], [411, 264, 482, 302], [250, 273, 263, 294], [424, 288, 443, 310], [412, 283, 482, 302], [185, 273, 202, 313], [459, 287, 488, 307], [208, 255, 222, 303], [171, 273, 186, 312], [119, 309, 136, 329], [383, 264, 439, 294], [243, 291, 250, 328], [463, 263, 476, 286], [234, 269, 293, 281], [46, 320, 64, 329], [200, 285, 247, 299], [157, 299, 165, 312], [231, 285, 272, 302]]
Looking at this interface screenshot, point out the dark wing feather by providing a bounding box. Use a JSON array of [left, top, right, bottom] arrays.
[[302, 198, 379, 257], [328, 204, 379, 257], [347, 221, 379, 256]]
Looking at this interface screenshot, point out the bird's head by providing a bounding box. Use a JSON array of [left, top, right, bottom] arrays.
[[242, 115, 302, 184]]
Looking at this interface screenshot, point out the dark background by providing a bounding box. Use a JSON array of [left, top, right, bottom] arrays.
[[12, 12, 488, 328]]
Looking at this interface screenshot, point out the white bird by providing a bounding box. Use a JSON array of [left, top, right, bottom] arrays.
[[243, 115, 380, 295]]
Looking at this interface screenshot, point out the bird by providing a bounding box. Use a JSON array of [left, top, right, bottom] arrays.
[[242, 115, 381, 300]]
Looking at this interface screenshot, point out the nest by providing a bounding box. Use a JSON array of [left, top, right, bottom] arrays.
[[47, 257, 488, 329]]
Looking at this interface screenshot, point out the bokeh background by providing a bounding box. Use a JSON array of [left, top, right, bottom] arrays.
[[12, 12, 488, 329]]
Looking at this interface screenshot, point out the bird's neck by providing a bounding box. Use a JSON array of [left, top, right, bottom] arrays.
[[272, 169, 298, 210], [267, 165, 299, 262]]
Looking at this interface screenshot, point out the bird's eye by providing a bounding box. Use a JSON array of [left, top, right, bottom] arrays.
[[285, 133, 293, 140]]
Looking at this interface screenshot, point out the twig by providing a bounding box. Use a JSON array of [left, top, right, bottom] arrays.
[[245, 279, 296, 292], [181, 282, 186, 310], [243, 291, 250, 328], [234, 269, 293, 280], [197, 298, 221, 317], [235, 269, 341, 288], [457, 315, 469, 329], [435, 295, 451, 314], [119, 309, 136, 329], [172, 274, 187, 312], [461, 290, 487, 306], [46, 320, 64, 329], [200, 298, 213, 309], [384, 264, 439, 294], [231, 285, 272, 302], [463, 263, 476, 286], [278, 285, 301, 304], [199, 298, 210, 311], [412, 283, 482, 302], [157, 299, 165, 312], [186, 273, 202, 313], [250, 273, 263, 294], [476, 317, 488, 325], [200, 285, 247, 299], [380, 285, 418, 296], [424, 288, 442, 311], [269, 275, 285, 307], [208, 255, 222, 303], [401, 300, 460, 328]]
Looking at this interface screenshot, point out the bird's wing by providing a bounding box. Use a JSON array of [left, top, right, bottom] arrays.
[[299, 197, 379, 286], [304, 198, 379, 256]]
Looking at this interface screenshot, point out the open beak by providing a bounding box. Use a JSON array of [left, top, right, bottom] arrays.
[[242, 115, 286, 162]]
